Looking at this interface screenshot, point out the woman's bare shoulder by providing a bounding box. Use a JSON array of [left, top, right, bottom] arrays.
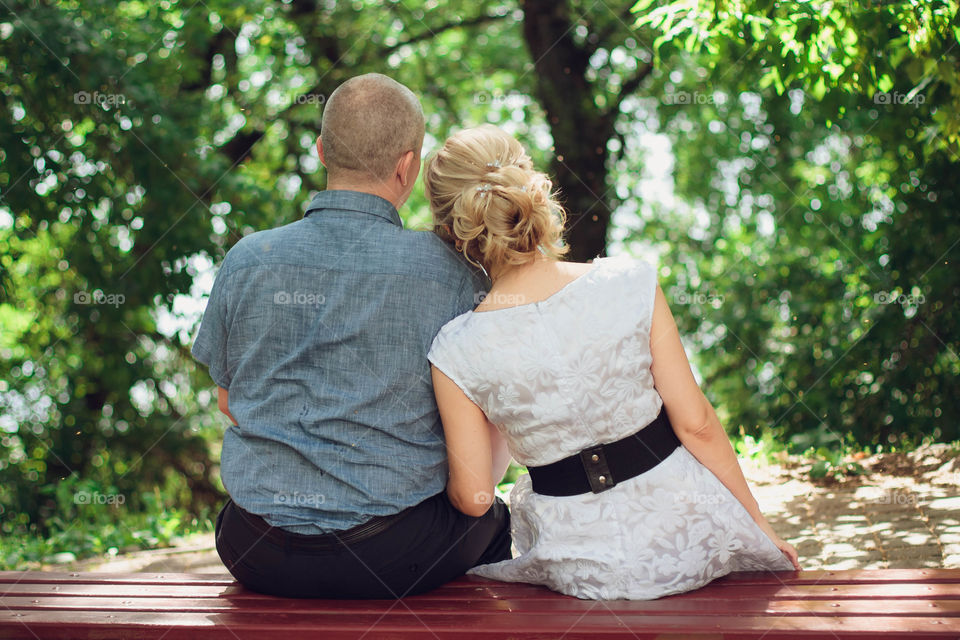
[[560, 260, 597, 276]]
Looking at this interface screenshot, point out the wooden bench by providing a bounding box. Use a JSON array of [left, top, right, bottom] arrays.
[[1, 569, 959, 638]]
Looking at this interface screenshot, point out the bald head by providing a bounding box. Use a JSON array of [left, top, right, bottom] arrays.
[[320, 74, 425, 182]]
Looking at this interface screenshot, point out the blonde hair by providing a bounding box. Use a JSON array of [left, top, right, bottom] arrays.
[[423, 125, 568, 273]]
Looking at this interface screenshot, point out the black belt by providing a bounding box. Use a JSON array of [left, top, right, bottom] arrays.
[[527, 407, 681, 497], [231, 499, 415, 551]]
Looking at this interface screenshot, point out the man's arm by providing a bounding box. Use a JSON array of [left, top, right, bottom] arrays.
[[217, 386, 238, 425]]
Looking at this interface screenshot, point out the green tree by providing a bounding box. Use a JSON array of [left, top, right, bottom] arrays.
[[628, 0, 960, 447]]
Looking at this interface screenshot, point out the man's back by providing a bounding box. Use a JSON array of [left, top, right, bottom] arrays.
[[199, 73, 510, 599], [192, 190, 482, 533]]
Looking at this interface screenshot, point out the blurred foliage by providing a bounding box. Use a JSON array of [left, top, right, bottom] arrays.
[[0, 465, 213, 569], [634, 0, 960, 151], [1, 0, 236, 548], [0, 0, 958, 562]]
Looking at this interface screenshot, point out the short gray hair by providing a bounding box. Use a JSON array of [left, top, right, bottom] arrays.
[[320, 74, 425, 181]]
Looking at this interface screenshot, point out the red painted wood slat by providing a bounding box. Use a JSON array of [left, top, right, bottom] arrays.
[[1, 568, 955, 587], [2, 594, 960, 616], [4, 579, 959, 600], [1, 570, 959, 639], [712, 568, 960, 585], [1, 609, 959, 640]]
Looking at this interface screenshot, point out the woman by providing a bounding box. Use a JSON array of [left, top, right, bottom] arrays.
[[423, 124, 799, 600]]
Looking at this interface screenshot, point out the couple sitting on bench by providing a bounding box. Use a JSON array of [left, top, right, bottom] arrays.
[[192, 72, 799, 601]]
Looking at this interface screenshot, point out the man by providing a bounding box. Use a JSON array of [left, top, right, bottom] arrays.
[[192, 73, 511, 598]]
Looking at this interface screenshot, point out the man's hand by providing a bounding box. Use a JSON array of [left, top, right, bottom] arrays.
[[218, 387, 238, 425]]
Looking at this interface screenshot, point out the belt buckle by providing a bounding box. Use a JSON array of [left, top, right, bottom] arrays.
[[579, 445, 615, 494]]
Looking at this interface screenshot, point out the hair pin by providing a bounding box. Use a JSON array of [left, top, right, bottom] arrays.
[[476, 183, 492, 194], [485, 160, 501, 169]]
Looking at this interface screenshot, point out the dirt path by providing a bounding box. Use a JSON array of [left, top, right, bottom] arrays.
[[749, 446, 960, 570], [52, 447, 960, 575]]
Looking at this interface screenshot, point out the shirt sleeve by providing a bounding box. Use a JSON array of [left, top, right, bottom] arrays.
[[191, 262, 233, 389]]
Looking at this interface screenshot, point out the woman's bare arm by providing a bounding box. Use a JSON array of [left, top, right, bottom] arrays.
[[648, 285, 800, 569], [431, 365, 511, 517], [217, 387, 238, 425]]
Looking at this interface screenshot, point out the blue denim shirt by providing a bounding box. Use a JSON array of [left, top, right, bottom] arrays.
[[192, 190, 484, 533]]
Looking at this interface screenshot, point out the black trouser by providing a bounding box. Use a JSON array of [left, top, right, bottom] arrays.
[[214, 492, 511, 598]]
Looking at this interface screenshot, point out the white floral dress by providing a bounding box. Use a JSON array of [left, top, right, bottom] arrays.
[[427, 255, 794, 600]]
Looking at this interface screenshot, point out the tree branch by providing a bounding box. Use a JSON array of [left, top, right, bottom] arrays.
[[219, 129, 265, 165], [605, 61, 654, 118], [383, 13, 509, 53], [593, 3, 639, 52]]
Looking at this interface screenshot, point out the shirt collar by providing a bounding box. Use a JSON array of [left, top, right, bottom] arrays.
[[304, 190, 403, 227]]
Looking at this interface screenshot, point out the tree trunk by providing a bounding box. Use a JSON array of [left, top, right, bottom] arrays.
[[522, 0, 616, 262]]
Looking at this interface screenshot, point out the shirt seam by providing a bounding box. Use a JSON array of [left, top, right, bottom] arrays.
[[215, 259, 468, 291]]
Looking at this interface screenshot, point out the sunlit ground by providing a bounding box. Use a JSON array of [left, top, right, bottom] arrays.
[[750, 445, 960, 570]]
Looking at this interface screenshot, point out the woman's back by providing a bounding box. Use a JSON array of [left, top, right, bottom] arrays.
[[429, 256, 662, 466]]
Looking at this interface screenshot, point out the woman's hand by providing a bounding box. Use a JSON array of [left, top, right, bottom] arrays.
[[754, 517, 800, 570], [770, 535, 801, 570]]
